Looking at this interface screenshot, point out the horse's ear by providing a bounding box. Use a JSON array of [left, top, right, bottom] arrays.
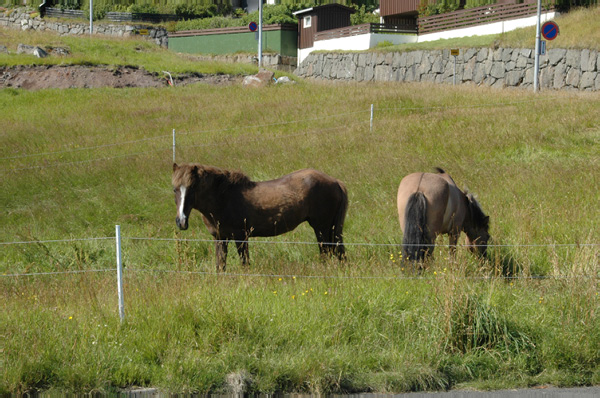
[[173, 163, 178, 172], [192, 165, 199, 176]]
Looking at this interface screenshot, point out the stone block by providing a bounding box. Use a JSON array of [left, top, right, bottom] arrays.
[[566, 68, 581, 88], [391, 52, 402, 68], [548, 49, 566, 66], [464, 48, 477, 61], [473, 64, 485, 84], [364, 65, 374, 81], [505, 70, 524, 86], [566, 49, 581, 67], [523, 67, 534, 85], [477, 48, 488, 62], [356, 66, 364, 82], [553, 63, 566, 89], [540, 66, 554, 89], [516, 55, 529, 69], [431, 57, 444, 74], [394, 68, 406, 82], [581, 50, 597, 72], [520, 48, 532, 59], [491, 62, 505, 79], [580, 72, 595, 89]]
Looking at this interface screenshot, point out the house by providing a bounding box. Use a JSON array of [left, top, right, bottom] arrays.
[[380, 0, 421, 25], [293, 4, 357, 63]]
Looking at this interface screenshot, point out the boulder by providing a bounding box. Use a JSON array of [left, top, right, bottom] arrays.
[[242, 68, 274, 88], [274, 76, 295, 85], [16, 43, 48, 58]]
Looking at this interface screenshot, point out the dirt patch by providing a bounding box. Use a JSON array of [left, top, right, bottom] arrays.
[[0, 64, 241, 90]]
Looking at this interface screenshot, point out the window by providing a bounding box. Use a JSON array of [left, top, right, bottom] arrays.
[[303, 16, 312, 29]]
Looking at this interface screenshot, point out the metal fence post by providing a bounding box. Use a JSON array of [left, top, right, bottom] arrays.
[[370, 104, 374, 132], [115, 225, 125, 322], [172, 129, 176, 163]]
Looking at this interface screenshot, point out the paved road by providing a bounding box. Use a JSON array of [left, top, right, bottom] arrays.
[[337, 387, 600, 398], [124, 387, 600, 398]]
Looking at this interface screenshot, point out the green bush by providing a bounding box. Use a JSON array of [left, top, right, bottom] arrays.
[[350, 4, 380, 25], [174, 4, 297, 32], [464, 0, 495, 9]]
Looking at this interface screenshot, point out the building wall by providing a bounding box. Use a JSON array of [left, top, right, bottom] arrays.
[[297, 32, 417, 63], [169, 28, 297, 58], [418, 11, 557, 42]]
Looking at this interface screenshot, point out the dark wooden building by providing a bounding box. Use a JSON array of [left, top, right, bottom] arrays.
[[293, 4, 355, 50], [380, 0, 421, 28]]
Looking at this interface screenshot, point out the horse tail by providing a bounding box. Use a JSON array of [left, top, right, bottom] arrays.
[[403, 191, 430, 262], [332, 180, 348, 260]]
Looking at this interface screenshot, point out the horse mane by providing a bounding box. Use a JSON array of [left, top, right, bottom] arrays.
[[173, 163, 255, 189], [434, 167, 459, 186]]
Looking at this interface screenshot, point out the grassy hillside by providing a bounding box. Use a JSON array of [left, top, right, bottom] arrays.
[[0, 26, 257, 75], [1, 79, 599, 394], [2, 5, 599, 74], [375, 6, 600, 52]]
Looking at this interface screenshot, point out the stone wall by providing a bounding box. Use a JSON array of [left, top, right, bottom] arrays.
[[189, 53, 297, 72], [295, 48, 600, 91], [0, 8, 168, 47]]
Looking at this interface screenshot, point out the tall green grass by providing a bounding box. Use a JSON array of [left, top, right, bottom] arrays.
[[1, 79, 599, 394]]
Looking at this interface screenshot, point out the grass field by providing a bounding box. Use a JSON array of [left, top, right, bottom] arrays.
[[1, 7, 600, 396], [2, 80, 599, 395]]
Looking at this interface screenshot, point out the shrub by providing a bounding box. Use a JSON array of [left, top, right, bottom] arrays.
[[446, 295, 535, 355]]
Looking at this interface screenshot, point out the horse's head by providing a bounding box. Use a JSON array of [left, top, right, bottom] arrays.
[[172, 163, 200, 230], [465, 193, 490, 258]]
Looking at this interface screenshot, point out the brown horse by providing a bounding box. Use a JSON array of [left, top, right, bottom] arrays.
[[397, 168, 490, 262], [172, 163, 348, 271]]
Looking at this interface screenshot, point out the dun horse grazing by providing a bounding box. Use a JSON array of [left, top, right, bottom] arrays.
[[172, 163, 348, 271], [397, 168, 490, 262]]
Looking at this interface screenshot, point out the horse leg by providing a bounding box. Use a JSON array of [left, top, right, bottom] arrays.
[[313, 228, 332, 257], [235, 239, 249, 267], [332, 227, 346, 261], [448, 232, 458, 262], [215, 240, 228, 272]]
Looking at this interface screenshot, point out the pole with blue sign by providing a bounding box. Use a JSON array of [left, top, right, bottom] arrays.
[[533, 0, 541, 92], [258, 0, 263, 68]]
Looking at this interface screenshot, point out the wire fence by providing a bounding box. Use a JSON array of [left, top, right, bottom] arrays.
[[3, 227, 598, 322], [2, 231, 598, 275]]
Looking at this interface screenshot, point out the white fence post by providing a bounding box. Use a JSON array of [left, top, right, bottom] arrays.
[[172, 129, 176, 163], [370, 104, 374, 132], [115, 225, 125, 322]]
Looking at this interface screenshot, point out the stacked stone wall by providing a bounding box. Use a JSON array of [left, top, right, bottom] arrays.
[[295, 48, 600, 91], [0, 8, 168, 47]]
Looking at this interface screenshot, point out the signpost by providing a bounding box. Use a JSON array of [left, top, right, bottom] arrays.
[[541, 21, 559, 41], [451, 49, 459, 85], [258, 0, 263, 68], [540, 40, 546, 56], [533, 0, 543, 92], [248, 22, 257, 32]]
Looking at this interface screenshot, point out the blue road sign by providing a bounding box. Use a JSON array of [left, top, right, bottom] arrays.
[[249, 22, 258, 32], [541, 21, 559, 41]]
